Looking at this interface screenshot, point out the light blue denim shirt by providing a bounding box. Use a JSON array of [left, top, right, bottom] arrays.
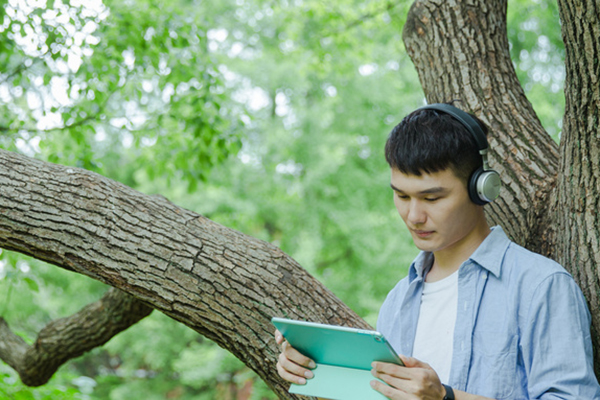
[[377, 226, 600, 399]]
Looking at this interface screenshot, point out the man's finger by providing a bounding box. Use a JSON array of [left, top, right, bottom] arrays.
[[372, 361, 412, 380], [371, 367, 416, 394], [277, 358, 308, 385], [370, 378, 409, 400], [277, 352, 314, 382], [282, 341, 316, 369], [398, 355, 431, 370], [274, 329, 284, 345]]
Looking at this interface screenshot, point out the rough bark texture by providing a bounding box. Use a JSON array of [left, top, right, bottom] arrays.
[[0, 148, 368, 398], [1, 0, 599, 395], [402, 0, 600, 377], [402, 0, 559, 254], [555, 0, 600, 374], [0, 288, 152, 386]]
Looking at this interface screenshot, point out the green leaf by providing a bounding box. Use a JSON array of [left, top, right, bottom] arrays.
[[23, 277, 39, 293]]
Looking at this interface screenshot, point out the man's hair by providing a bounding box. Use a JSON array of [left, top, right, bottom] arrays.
[[384, 106, 488, 186]]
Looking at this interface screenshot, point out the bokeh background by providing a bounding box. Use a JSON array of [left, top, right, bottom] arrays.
[[0, 0, 564, 398]]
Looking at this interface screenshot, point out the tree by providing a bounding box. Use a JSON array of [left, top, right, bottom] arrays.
[[0, 147, 366, 399], [402, 0, 600, 372], [0, 0, 598, 398]]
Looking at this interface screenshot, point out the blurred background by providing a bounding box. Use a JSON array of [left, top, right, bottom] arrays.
[[0, 0, 564, 398]]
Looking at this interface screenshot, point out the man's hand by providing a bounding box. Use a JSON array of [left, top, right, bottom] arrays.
[[274, 329, 316, 385], [370, 355, 445, 400]]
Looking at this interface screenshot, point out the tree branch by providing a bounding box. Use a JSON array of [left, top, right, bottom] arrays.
[[0, 148, 366, 398], [402, 0, 559, 252], [341, 1, 401, 32], [0, 59, 40, 85], [0, 288, 152, 386], [0, 86, 117, 135], [320, 1, 402, 37], [0, 318, 28, 370]]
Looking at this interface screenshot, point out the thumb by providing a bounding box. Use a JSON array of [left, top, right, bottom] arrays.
[[274, 329, 284, 345], [399, 354, 432, 369]]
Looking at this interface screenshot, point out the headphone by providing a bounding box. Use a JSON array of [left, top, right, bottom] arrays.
[[417, 103, 501, 205]]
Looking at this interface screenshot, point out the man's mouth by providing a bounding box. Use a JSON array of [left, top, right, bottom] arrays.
[[412, 229, 434, 238]]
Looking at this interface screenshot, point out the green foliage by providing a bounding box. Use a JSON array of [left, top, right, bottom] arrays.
[[0, 0, 566, 398], [0, 0, 241, 188], [1, 364, 86, 400], [507, 0, 565, 141]]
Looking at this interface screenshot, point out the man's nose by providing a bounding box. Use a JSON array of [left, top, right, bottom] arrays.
[[407, 199, 426, 225]]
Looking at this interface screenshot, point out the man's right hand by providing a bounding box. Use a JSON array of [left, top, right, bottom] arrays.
[[274, 329, 317, 385]]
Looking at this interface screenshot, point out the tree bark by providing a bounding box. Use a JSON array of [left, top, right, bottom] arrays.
[[0, 148, 368, 397], [555, 0, 600, 373], [0, 288, 152, 386], [402, 0, 600, 376], [402, 0, 559, 253], [1, 0, 599, 395]]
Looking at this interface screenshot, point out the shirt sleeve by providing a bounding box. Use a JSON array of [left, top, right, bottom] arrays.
[[522, 272, 600, 399]]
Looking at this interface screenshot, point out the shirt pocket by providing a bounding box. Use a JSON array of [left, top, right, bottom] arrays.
[[470, 331, 520, 399]]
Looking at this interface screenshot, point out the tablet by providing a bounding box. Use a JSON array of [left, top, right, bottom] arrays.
[[272, 317, 403, 400]]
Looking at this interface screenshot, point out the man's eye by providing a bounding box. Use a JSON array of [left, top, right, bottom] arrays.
[[425, 197, 440, 202], [395, 193, 409, 200]]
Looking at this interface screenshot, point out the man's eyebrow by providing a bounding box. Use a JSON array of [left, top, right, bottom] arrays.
[[389, 184, 447, 195], [390, 183, 402, 192], [418, 187, 447, 194]]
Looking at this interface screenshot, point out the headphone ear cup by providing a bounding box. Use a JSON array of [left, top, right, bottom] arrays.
[[468, 168, 502, 205], [468, 168, 487, 205]]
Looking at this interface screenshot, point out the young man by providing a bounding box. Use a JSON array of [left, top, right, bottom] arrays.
[[275, 103, 600, 399]]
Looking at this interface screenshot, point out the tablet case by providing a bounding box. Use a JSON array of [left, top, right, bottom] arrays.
[[272, 317, 403, 400]]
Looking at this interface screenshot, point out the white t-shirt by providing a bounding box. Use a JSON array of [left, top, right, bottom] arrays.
[[411, 270, 458, 384]]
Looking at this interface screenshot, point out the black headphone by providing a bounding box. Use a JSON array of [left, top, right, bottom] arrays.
[[417, 103, 501, 205]]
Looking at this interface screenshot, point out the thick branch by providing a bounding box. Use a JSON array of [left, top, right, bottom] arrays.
[[0, 318, 29, 370], [0, 288, 152, 386], [402, 0, 559, 253], [0, 148, 366, 398]]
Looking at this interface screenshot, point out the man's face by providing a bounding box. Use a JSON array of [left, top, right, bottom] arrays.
[[390, 168, 484, 255]]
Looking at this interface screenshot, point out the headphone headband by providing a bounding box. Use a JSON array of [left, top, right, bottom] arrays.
[[416, 103, 489, 153], [414, 103, 500, 205]]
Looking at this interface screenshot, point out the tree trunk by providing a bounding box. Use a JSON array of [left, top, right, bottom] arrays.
[[402, 0, 559, 252], [1, 0, 599, 396], [555, 0, 600, 373], [402, 0, 600, 376], [0, 148, 369, 398]]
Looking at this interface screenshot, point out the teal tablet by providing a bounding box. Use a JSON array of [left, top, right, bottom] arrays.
[[272, 317, 403, 400]]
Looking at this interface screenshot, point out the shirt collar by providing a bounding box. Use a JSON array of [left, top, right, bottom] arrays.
[[408, 225, 510, 281], [468, 225, 510, 277]]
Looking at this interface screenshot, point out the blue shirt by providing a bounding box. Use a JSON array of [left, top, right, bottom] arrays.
[[377, 226, 600, 399]]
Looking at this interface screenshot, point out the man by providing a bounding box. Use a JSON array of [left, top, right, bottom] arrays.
[[275, 103, 600, 399]]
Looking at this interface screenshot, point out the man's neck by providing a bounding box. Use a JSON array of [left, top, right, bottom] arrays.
[[426, 221, 491, 282]]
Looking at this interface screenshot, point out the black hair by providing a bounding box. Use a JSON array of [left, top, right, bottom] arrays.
[[384, 106, 488, 186]]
